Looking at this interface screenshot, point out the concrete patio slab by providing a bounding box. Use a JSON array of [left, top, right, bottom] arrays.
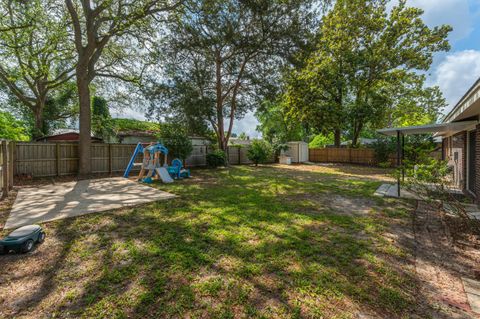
[[4, 177, 176, 229]]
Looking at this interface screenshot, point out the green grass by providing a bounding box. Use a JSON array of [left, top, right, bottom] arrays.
[[3, 165, 422, 318]]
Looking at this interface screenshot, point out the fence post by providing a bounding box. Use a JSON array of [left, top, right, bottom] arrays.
[[238, 147, 241, 165], [56, 143, 60, 177], [108, 144, 113, 174], [2, 140, 9, 198], [8, 141, 14, 189], [349, 148, 352, 163]]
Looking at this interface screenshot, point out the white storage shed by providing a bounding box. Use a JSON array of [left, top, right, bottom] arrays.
[[286, 141, 309, 163]]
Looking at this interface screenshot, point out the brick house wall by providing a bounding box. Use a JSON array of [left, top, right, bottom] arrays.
[[443, 131, 467, 190], [475, 125, 480, 202], [442, 126, 480, 203]]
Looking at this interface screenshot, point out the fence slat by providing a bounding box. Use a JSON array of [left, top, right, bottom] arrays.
[[12, 142, 281, 178], [309, 147, 379, 165], [1, 141, 9, 198]]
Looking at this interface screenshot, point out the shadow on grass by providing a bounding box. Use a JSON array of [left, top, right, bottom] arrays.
[[0, 165, 444, 318]]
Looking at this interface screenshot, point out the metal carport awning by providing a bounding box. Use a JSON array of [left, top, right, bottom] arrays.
[[377, 120, 478, 197], [377, 120, 478, 136]]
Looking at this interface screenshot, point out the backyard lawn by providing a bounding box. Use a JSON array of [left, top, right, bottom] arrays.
[[1, 164, 435, 318]]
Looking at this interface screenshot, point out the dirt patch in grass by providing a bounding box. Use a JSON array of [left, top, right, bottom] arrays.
[[0, 165, 474, 318], [275, 163, 394, 182], [292, 192, 377, 216]]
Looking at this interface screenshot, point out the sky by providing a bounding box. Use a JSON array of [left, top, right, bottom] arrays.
[[113, 0, 480, 138]]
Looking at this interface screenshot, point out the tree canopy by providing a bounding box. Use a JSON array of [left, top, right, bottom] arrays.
[[0, 0, 454, 163], [0, 0, 75, 138], [0, 111, 29, 141], [151, 0, 320, 152], [284, 0, 451, 147]]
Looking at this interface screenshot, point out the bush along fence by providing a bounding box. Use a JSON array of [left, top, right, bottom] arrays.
[[308, 148, 396, 166], [10, 142, 275, 179], [0, 140, 14, 199]]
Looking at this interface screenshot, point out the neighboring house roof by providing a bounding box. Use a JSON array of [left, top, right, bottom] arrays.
[[443, 76, 480, 123], [51, 129, 81, 135], [229, 138, 251, 145], [35, 130, 102, 142], [339, 138, 378, 146]]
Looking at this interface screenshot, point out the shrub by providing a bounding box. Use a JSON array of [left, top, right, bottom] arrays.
[[403, 135, 436, 167], [371, 138, 395, 164], [158, 125, 193, 163], [247, 139, 273, 166], [206, 150, 226, 167], [404, 160, 480, 237]]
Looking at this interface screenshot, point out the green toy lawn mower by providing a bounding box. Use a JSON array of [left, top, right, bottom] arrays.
[[0, 225, 45, 254]]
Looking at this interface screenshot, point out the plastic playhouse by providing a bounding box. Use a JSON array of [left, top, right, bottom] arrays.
[[124, 142, 190, 183]]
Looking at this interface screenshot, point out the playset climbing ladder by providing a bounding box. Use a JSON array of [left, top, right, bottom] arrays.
[[123, 143, 173, 183], [123, 143, 145, 178]]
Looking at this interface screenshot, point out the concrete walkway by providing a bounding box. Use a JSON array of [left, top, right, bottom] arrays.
[[373, 183, 418, 199], [4, 177, 176, 229]]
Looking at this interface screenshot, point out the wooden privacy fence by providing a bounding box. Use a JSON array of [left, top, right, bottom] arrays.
[[14, 143, 141, 177], [309, 147, 395, 165], [12, 143, 275, 178], [227, 146, 275, 165], [0, 140, 14, 199]]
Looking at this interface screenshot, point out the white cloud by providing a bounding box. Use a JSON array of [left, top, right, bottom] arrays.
[[432, 50, 480, 112], [231, 111, 261, 138], [111, 108, 147, 121], [406, 0, 474, 42]]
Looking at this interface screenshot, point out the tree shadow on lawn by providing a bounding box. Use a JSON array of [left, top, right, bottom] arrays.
[[269, 163, 394, 183], [0, 166, 443, 318]]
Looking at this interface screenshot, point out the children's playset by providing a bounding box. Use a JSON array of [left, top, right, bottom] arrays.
[[0, 224, 45, 254], [124, 142, 190, 184]]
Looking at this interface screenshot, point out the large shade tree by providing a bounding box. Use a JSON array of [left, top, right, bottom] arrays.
[[156, 0, 319, 151], [285, 0, 451, 147], [0, 0, 75, 138], [64, 0, 182, 174], [255, 99, 309, 144]]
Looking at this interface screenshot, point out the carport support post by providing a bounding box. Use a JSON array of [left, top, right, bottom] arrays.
[[396, 131, 401, 197]]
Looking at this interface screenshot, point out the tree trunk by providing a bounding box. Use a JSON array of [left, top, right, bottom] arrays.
[[32, 106, 44, 139], [77, 72, 92, 175], [215, 52, 226, 152], [334, 129, 341, 147], [352, 122, 363, 148]]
